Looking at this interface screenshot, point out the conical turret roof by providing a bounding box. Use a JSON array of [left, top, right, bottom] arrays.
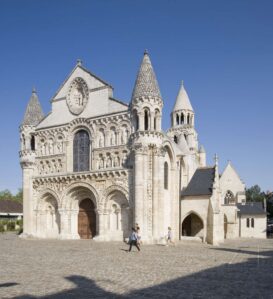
[[131, 51, 161, 100], [22, 88, 44, 126], [173, 81, 193, 112]]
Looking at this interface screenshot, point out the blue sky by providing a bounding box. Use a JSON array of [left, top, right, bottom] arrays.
[[0, 0, 272, 193]]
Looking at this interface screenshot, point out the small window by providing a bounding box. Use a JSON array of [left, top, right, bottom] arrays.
[[181, 113, 184, 124], [187, 114, 190, 124], [251, 218, 254, 228], [144, 110, 149, 131], [30, 135, 35, 151], [174, 135, 178, 144], [246, 218, 250, 228], [176, 114, 179, 125], [164, 162, 168, 190]]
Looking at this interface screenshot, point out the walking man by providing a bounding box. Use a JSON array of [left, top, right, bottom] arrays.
[[128, 228, 140, 252]]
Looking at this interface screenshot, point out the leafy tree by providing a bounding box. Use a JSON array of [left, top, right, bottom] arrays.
[[14, 189, 23, 203], [246, 185, 264, 202], [0, 188, 23, 203], [0, 189, 13, 201]]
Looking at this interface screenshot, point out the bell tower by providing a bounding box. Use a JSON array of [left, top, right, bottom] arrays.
[[19, 88, 44, 237], [130, 51, 165, 242]]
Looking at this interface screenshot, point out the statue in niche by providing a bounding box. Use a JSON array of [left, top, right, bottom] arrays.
[[110, 130, 116, 145], [72, 87, 84, 106], [106, 156, 112, 168], [121, 127, 128, 144], [99, 132, 104, 147], [41, 142, 46, 155], [52, 160, 58, 173], [39, 162, 44, 175], [113, 155, 120, 167], [58, 159, 63, 172], [56, 140, 63, 153], [48, 139, 54, 155], [122, 153, 127, 166]]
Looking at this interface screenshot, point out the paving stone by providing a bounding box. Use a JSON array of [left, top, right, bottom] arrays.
[[0, 233, 273, 298]]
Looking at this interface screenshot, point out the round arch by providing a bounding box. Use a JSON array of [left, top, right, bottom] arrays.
[[103, 186, 130, 239], [36, 190, 61, 238]]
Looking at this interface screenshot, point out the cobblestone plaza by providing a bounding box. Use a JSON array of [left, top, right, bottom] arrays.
[[0, 233, 272, 298]]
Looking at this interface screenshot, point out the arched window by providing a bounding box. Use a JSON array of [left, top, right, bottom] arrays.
[[246, 218, 250, 228], [136, 115, 139, 131], [224, 190, 235, 205], [251, 218, 254, 228], [181, 113, 184, 124], [30, 135, 35, 151], [164, 162, 168, 190], [174, 135, 178, 144], [73, 130, 90, 172], [176, 114, 179, 125], [144, 110, 149, 131], [184, 134, 187, 143]]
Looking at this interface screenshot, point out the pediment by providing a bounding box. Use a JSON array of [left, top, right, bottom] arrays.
[[52, 64, 112, 102]]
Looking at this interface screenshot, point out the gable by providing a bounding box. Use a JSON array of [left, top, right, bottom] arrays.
[[37, 65, 128, 129], [220, 163, 245, 196]]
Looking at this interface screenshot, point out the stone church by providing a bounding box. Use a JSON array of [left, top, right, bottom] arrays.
[[19, 52, 266, 245]]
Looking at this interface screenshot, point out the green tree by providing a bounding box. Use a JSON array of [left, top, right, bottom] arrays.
[[246, 185, 264, 202], [0, 188, 23, 203], [0, 189, 13, 201], [14, 188, 23, 203]]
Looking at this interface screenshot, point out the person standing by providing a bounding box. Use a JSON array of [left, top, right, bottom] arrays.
[[136, 225, 141, 246], [128, 228, 140, 252], [166, 227, 175, 246]]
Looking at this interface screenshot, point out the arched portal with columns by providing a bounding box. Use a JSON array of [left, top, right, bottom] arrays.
[[36, 191, 60, 238], [63, 184, 98, 239]]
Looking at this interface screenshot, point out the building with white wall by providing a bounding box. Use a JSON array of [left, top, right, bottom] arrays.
[[19, 52, 266, 244]]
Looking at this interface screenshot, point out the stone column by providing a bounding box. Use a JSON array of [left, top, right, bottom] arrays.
[[157, 150, 165, 238], [59, 209, 70, 239], [134, 149, 144, 235], [139, 112, 144, 131], [152, 151, 159, 240], [20, 161, 35, 238]]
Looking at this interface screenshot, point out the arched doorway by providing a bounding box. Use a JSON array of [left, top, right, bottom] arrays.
[[78, 198, 96, 239], [182, 213, 203, 237]]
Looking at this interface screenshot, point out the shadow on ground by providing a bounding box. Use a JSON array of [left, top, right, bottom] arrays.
[[5, 246, 273, 299]]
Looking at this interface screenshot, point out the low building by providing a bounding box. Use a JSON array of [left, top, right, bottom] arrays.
[[0, 200, 23, 220]]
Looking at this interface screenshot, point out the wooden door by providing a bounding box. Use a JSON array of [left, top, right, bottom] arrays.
[[78, 198, 96, 239]]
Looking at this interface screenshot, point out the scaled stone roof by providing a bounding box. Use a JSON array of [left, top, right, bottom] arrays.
[[131, 52, 162, 100], [22, 89, 44, 126], [173, 82, 193, 112], [181, 167, 215, 196], [0, 200, 23, 214], [237, 202, 266, 215]]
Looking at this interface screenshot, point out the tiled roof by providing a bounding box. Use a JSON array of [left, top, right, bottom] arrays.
[[22, 89, 44, 126], [181, 167, 215, 196], [237, 202, 266, 215], [0, 200, 23, 214], [131, 52, 161, 100]]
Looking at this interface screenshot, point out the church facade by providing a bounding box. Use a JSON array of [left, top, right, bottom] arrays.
[[19, 52, 266, 245]]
